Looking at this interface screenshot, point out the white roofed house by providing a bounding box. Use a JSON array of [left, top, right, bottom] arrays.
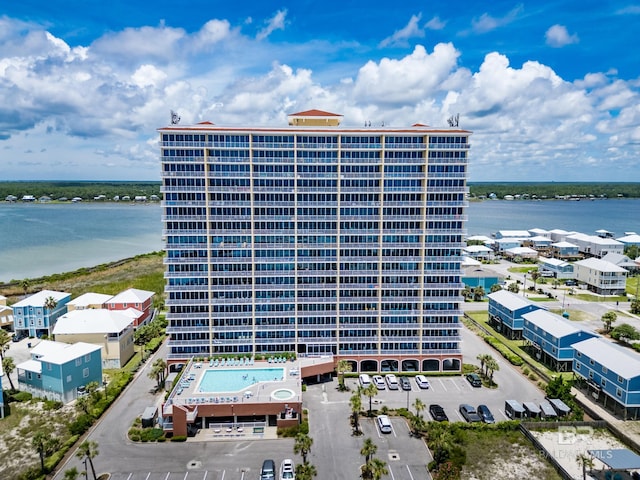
[[493, 238, 524, 253], [105, 288, 155, 328], [0, 295, 13, 330], [504, 246, 538, 261], [617, 233, 640, 249], [538, 257, 574, 280], [463, 244, 493, 260], [16, 340, 102, 403], [573, 257, 628, 295], [12, 290, 71, 338], [549, 241, 581, 260], [67, 292, 113, 311], [528, 228, 551, 238], [52, 309, 135, 368], [495, 230, 531, 239], [566, 233, 624, 258], [601, 252, 639, 274]]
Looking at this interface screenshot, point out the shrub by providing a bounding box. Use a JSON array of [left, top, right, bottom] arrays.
[[170, 435, 187, 442], [11, 391, 33, 403], [68, 413, 94, 436], [43, 399, 63, 411], [483, 336, 524, 366]]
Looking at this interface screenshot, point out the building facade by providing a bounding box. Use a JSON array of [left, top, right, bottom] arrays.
[[12, 290, 71, 338], [487, 290, 541, 340], [159, 110, 470, 372]]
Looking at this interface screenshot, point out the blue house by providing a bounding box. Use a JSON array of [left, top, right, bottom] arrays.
[[12, 290, 71, 338], [16, 340, 102, 403], [549, 241, 580, 260], [522, 309, 596, 371], [487, 290, 541, 339], [573, 337, 640, 419]]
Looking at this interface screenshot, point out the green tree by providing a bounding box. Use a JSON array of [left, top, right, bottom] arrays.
[[368, 458, 388, 480], [76, 440, 99, 480], [336, 359, 352, 391], [461, 285, 473, 301], [530, 270, 541, 286], [507, 282, 519, 294], [295, 462, 317, 480], [21, 279, 31, 294], [148, 358, 168, 390], [413, 397, 425, 418], [476, 353, 489, 377], [576, 453, 595, 480], [2, 356, 16, 390], [611, 323, 640, 342], [489, 283, 502, 293], [293, 433, 313, 464], [546, 375, 572, 400], [432, 460, 461, 480], [624, 244, 639, 260], [63, 467, 80, 480], [362, 383, 379, 417], [75, 394, 91, 415], [350, 390, 362, 434], [0, 329, 11, 361], [472, 285, 485, 301], [631, 299, 640, 315], [44, 296, 58, 311], [602, 311, 618, 333], [32, 428, 60, 473], [360, 437, 377, 464], [485, 356, 499, 382]]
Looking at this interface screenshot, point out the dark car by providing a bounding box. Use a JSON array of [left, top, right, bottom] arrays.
[[477, 404, 495, 424], [466, 373, 482, 387], [260, 459, 276, 480], [459, 404, 482, 423], [429, 404, 449, 422], [399, 376, 412, 391]]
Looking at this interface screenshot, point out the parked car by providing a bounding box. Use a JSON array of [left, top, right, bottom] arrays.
[[415, 375, 430, 389], [280, 459, 295, 480], [376, 414, 393, 434], [459, 404, 482, 423], [477, 404, 495, 424], [12, 332, 25, 342], [385, 374, 399, 390], [372, 375, 386, 390], [466, 373, 482, 387], [429, 404, 448, 422], [399, 376, 412, 391], [260, 459, 276, 480]]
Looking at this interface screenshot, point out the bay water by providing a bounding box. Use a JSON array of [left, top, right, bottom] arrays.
[[0, 198, 638, 283]]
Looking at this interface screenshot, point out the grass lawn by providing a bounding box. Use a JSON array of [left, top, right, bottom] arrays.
[[627, 276, 640, 297], [508, 266, 539, 274]]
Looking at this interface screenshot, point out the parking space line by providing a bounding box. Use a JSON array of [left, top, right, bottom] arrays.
[[406, 464, 415, 480], [126, 474, 132, 480], [449, 378, 461, 391], [436, 378, 446, 391], [388, 465, 396, 480], [202, 472, 208, 480], [183, 472, 189, 480], [145, 473, 151, 480], [164, 473, 171, 480]]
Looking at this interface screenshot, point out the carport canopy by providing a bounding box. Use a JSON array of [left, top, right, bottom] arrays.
[[588, 449, 640, 470]]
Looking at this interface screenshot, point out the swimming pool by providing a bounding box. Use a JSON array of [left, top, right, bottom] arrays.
[[197, 367, 285, 393]]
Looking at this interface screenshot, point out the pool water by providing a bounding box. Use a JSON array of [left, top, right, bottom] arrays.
[[198, 367, 285, 393]]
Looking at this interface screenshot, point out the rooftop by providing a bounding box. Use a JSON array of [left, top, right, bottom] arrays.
[[523, 309, 589, 338], [574, 337, 640, 379], [12, 290, 70, 307], [108, 288, 154, 304], [68, 292, 113, 307], [53, 309, 134, 334], [488, 290, 538, 311], [29, 340, 101, 365]]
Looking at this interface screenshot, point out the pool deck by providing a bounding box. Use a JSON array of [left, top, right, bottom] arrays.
[[167, 359, 303, 411]]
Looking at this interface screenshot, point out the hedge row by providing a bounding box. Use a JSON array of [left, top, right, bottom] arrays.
[[483, 336, 524, 366]]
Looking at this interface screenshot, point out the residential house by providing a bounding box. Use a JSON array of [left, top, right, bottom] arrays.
[[565, 233, 624, 258], [488, 290, 542, 339], [548, 229, 575, 243], [0, 295, 13, 330], [522, 235, 553, 254], [504, 246, 538, 261], [522, 309, 596, 371], [53, 309, 135, 368], [462, 264, 504, 294], [538, 257, 574, 280], [463, 244, 493, 261], [549, 241, 581, 260], [67, 293, 113, 311], [617, 234, 640, 249], [12, 290, 71, 338], [601, 253, 639, 274], [16, 340, 102, 403], [528, 228, 551, 238], [495, 230, 531, 239], [573, 337, 640, 419], [493, 238, 524, 253], [105, 288, 155, 327], [573, 257, 628, 295]]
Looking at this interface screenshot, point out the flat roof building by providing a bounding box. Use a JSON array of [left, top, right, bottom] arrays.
[[159, 109, 471, 373]]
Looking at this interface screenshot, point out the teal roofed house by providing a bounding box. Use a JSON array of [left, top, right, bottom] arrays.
[[16, 340, 102, 403]]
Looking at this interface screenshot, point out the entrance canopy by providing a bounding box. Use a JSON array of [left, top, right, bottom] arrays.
[[588, 449, 640, 470]]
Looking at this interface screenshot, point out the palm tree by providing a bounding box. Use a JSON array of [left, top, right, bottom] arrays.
[[576, 453, 595, 480], [21, 279, 30, 295], [336, 359, 352, 391], [413, 398, 425, 418], [32, 428, 60, 473], [148, 358, 168, 390], [476, 353, 489, 377], [485, 356, 500, 383], [44, 296, 58, 311], [293, 433, 313, 464], [63, 467, 80, 480], [602, 311, 618, 333], [2, 357, 16, 390], [76, 440, 99, 480], [472, 285, 485, 301], [490, 283, 502, 293], [362, 383, 378, 416], [295, 462, 317, 480], [368, 458, 388, 480], [360, 437, 377, 464], [350, 390, 363, 434]]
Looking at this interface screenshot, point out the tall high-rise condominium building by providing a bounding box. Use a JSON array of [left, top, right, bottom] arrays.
[[159, 110, 470, 373]]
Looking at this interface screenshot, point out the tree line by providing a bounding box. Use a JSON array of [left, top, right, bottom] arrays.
[[469, 182, 640, 199], [0, 181, 161, 201]]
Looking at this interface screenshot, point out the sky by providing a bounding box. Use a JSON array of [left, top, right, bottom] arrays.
[[1, 1, 639, 182]]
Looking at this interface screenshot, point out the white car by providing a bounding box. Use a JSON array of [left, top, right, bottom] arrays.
[[385, 374, 399, 390], [415, 375, 430, 389], [372, 375, 386, 390], [280, 459, 295, 480]]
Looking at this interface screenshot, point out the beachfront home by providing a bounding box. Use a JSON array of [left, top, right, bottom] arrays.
[[566, 233, 624, 258], [601, 253, 639, 273], [488, 290, 542, 339], [529, 228, 551, 238], [12, 290, 71, 338], [617, 233, 640, 249], [53, 309, 135, 368], [548, 229, 575, 243], [522, 235, 553, 253], [0, 295, 13, 330], [493, 238, 524, 253], [495, 230, 531, 239], [463, 244, 493, 260], [105, 288, 155, 327], [504, 246, 538, 261], [16, 340, 102, 403], [538, 257, 574, 280], [522, 309, 596, 371], [549, 241, 581, 260], [67, 293, 114, 311], [573, 337, 640, 419], [573, 257, 628, 295]]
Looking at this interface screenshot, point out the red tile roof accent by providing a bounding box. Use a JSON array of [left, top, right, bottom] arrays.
[[412, 123, 430, 127], [289, 109, 343, 117], [197, 121, 215, 125]]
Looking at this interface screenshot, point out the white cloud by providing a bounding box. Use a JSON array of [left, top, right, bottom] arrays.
[[379, 14, 425, 47], [256, 10, 287, 41], [425, 16, 446, 30], [471, 4, 523, 34], [545, 24, 579, 47]]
